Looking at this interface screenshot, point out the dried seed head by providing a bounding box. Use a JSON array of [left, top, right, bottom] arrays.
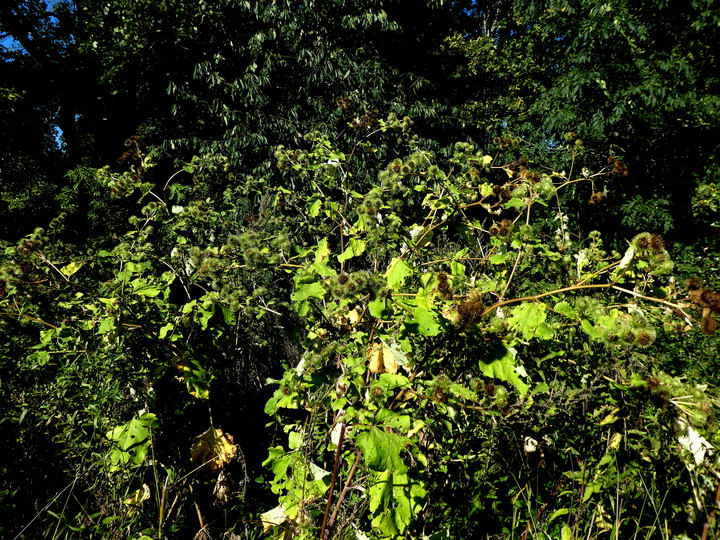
[[701, 315, 718, 335], [589, 191, 604, 204], [457, 299, 484, 329], [433, 388, 447, 403], [635, 234, 650, 250], [687, 277, 703, 290], [649, 234, 665, 253], [637, 331, 654, 347]]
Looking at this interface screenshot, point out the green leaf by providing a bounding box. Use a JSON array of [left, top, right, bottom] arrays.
[[554, 301, 576, 318], [368, 470, 426, 536], [375, 409, 412, 432], [489, 251, 514, 264], [448, 382, 477, 401], [368, 297, 393, 318], [355, 427, 408, 473], [450, 260, 466, 280], [220, 304, 237, 325], [547, 508, 570, 523], [479, 344, 529, 395], [197, 305, 214, 330], [106, 413, 158, 472], [314, 237, 331, 263], [310, 261, 337, 277], [368, 469, 395, 514], [26, 350, 50, 367], [131, 279, 162, 297], [385, 258, 413, 289], [175, 357, 214, 399], [308, 196, 322, 217], [580, 318, 599, 339], [60, 260, 84, 277], [503, 198, 525, 210], [508, 302, 554, 341], [159, 323, 174, 339], [98, 317, 115, 335], [337, 237, 366, 263], [405, 307, 441, 337], [291, 281, 325, 302]]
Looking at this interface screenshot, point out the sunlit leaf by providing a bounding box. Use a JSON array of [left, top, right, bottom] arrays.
[[369, 297, 393, 318], [479, 345, 529, 395], [404, 307, 441, 337], [508, 302, 554, 341], [291, 280, 325, 302], [260, 504, 288, 534], [175, 357, 214, 399], [337, 237, 366, 263], [106, 413, 158, 472], [60, 260, 84, 277], [368, 341, 398, 374], [190, 427, 237, 473], [123, 484, 150, 515], [385, 258, 412, 288], [356, 427, 408, 473]]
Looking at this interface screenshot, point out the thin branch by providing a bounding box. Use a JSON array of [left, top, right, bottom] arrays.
[[0, 311, 59, 329], [320, 421, 346, 540]]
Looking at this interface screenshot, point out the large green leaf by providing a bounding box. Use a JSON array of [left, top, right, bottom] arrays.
[[385, 258, 413, 289], [479, 344, 529, 395], [291, 280, 325, 302], [106, 413, 158, 472], [404, 307, 441, 337], [508, 302, 554, 341], [355, 427, 408, 473], [337, 237, 366, 263]]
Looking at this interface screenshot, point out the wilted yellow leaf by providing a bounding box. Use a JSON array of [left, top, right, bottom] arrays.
[[367, 342, 398, 374], [345, 307, 361, 327], [598, 406, 620, 426], [60, 260, 85, 277], [190, 427, 237, 473], [260, 504, 288, 533], [175, 357, 211, 399], [123, 483, 150, 515]]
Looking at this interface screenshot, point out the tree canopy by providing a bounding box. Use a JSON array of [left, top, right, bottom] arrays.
[[2, 1, 720, 538]]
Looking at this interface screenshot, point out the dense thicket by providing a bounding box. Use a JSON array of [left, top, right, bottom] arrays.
[[2, 1, 720, 538]]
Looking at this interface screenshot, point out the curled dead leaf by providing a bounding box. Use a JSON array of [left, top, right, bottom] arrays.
[[190, 427, 236, 473], [212, 470, 232, 507], [123, 483, 150, 516], [260, 504, 288, 534], [367, 341, 398, 374]]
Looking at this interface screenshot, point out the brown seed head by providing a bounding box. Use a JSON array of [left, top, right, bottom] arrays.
[[687, 277, 703, 290], [701, 315, 718, 335], [457, 299, 484, 329], [637, 331, 654, 347], [589, 191, 604, 205], [649, 234, 665, 253]]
